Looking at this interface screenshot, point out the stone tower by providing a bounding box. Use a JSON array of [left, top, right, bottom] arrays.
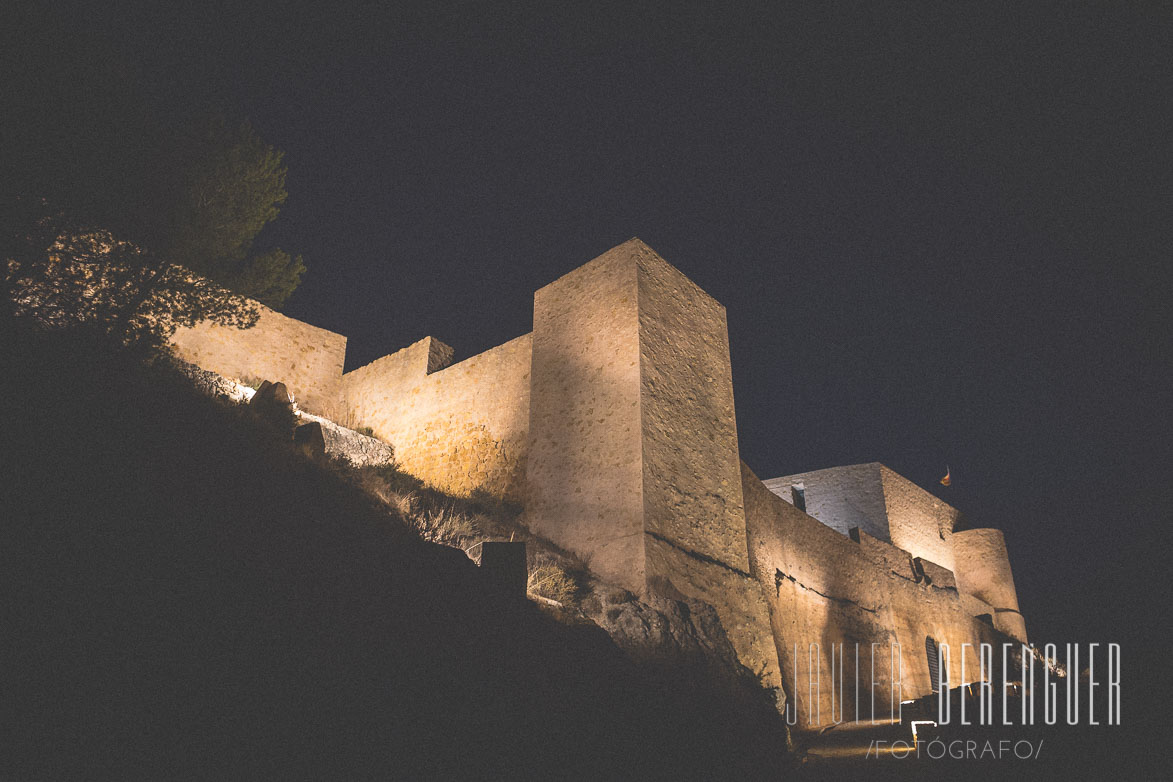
[[524, 238, 782, 687]]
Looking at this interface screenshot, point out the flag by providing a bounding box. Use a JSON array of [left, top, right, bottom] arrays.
[[940, 466, 951, 487]]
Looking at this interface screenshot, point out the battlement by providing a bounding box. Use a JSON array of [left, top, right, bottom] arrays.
[[344, 333, 533, 501]]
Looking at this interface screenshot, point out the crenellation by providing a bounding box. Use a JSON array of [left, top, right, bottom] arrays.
[[426, 337, 455, 374], [343, 333, 533, 501]]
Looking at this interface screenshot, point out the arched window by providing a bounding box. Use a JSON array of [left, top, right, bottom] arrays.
[[925, 636, 947, 693]]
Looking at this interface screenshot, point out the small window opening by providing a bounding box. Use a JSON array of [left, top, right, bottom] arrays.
[[926, 636, 947, 693], [791, 485, 806, 513]]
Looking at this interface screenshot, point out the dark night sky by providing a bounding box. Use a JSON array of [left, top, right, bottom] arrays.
[[7, 3, 1170, 653]]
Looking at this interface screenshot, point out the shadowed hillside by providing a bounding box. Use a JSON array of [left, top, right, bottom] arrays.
[[0, 323, 788, 781]]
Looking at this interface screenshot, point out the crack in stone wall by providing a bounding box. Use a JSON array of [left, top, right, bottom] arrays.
[[773, 568, 880, 614], [645, 529, 751, 578]]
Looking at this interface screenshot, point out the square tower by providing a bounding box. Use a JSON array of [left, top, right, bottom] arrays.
[[524, 239, 781, 687], [524, 238, 749, 590]]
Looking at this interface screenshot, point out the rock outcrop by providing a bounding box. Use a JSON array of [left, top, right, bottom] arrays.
[[293, 421, 327, 460]]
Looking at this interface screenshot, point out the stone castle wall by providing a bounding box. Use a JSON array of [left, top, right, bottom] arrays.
[[764, 464, 890, 542], [170, 303, 347, 418], [637, 249, 748, 571], [953, 528, 1027, 641], [343, 334, 533, 502], [524, 247, 647, 587], [743, 461, 1007, 727], [765, 463, 959, 573], [879, 466, 959, 574], [166, 238, 1029, 725], [634, 246, 782, 691], [525, 239, 783, 691]]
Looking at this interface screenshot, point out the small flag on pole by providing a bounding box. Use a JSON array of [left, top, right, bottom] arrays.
[[940, 466, 951, 487]]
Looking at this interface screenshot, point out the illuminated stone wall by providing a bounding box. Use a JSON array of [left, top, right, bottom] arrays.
[[166, 238, 1030, 722], [635, 246, 781, 690], [879, 466, 959, 574], [343, 334, 533, 502], [765, 463, 958, 572], [953, 528, 1027, 641], [525, 239, 782, 691], [764, 463, 889, 541], [638, 250, 749, 572], [524, 244, 646, 587], [170, 303, 346, 418], [744, 461, 1007, 728]]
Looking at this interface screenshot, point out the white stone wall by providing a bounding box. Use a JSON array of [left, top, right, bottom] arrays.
[[765, 463, 961, 573], [765, 463, 890, 542]]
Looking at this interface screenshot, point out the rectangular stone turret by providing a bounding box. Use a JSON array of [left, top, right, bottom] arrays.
[[525, 238, 750, 589], [525, 239, 782, 688]]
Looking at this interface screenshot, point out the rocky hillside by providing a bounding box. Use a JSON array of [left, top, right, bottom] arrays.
[[0, 323, 788, 781]]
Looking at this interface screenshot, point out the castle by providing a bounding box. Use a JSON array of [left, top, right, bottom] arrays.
[[170, 238, 1028, 727]]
